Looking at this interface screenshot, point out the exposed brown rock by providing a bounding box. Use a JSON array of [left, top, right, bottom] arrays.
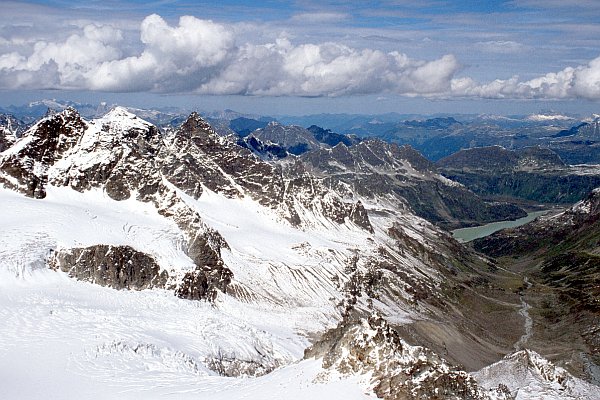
[[49, 245, 168, 290], [306, 315, 496, 400], [0, 108, 86, 198]]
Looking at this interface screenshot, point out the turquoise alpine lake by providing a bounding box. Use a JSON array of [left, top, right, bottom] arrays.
[[451, 210, 550, 243]]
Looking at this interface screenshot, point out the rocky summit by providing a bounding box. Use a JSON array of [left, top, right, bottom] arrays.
[[0, 107, 598, 399]]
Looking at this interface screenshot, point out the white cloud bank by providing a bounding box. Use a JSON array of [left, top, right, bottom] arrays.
[[0, 14, 599, 100], [451, 56, 600, 100]]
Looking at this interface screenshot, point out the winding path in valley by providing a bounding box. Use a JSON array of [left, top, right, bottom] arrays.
[[514, 277, 533, 351]]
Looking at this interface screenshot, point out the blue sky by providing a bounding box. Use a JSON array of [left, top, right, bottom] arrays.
[[1, 0, 599, 115]]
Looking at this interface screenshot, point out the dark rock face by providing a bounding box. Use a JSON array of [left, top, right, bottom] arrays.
[[0, 114, 26, 152], [437, 146, 600, 204], [306, 316, 494, 400], [306, 125, 360, 147], [175, 265, 233, 301], [237, 135, 288, 160], [49, 242, 233, 301], [49, 245, 168, 290], [0, 129, 13, 153], [0, 114, 24, 152], [0, 107, 86, 198], [301, 140, 525, 229]]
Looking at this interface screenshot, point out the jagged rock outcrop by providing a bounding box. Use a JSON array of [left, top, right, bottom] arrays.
[[176, 265, 233, 301], [0, 114, 25, 152], [0, 127, 15, 153], [160, 112, 284, 203], [0, 107, 86, 198], [49, 245, 169, 290], [306, 315, 506, 400], [0, 113, 25, 133]]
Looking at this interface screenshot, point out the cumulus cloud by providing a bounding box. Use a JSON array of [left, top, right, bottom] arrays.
[[0, 14, 462, 97], [0, 14, 235, 92], [87, 14, 235, 91], [0, 23, 122, 89], [196, 39, 460, 97], [451, 55, 600, 100], [0, 13, 599, 100]]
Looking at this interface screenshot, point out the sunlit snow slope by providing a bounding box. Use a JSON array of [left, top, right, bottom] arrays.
[[0, 185, 375, 399]]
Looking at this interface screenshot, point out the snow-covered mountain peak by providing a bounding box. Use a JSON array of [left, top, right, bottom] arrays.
[[0, 107, 87, 197], [179, 111, 219, 138], [103, 106, 142, 120], [474, 349, 600, 399], [569, 186, 600, 215], [96, 106, 156, 134], [30, 106, 85, 133]]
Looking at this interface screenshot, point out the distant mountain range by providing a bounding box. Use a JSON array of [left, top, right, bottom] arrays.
[[2, 99, 599, 210], [437, 146, 600, 204]]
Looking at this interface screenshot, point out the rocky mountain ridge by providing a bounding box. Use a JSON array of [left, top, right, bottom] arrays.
[[0, 107, 372, 301], [300, 139, 525, 229], [0, 114, 26, 152]]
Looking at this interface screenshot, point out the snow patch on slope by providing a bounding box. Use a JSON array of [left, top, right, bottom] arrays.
[[527, 114, 574, 122], [0, 185, 194, 277]]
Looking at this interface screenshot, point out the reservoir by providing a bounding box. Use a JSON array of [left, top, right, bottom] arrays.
[[451, 210, 550, 243]]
